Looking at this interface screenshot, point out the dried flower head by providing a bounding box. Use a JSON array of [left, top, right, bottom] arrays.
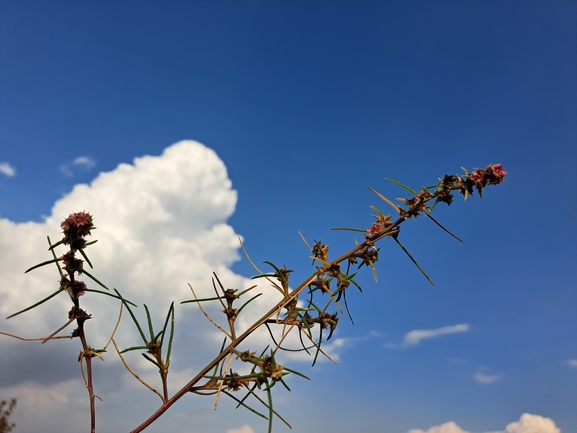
[[66, 280, 87, 299], [225, 373, 245, 392], [367, 221, 385, 238], [61, 211, 94, 236], [486, 163, 507, 184], [61, 251, 84, 274], [61, 212, 94, 250]]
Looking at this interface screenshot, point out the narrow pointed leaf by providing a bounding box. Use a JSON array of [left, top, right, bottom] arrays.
[[24, 258, 61, 274], [237, 293, 263, 315], [84, 289, 136, 305], [47, 239, 64, 250], [367, 185, 400, 212], [47, 236, 64, 276], [142, 353, 163, 370], [246, 386, 292, 430], [282, 366, 310, 380], [279, 377, 291, 391], [312, 329, 324, 366], [120, 345, 150, 353], [160, 302, 174, 339], [165, 302, 175, 362], [330, 227, 367, 233], [426, 200, 440, 214], [77, 248, 93, 269], [212, 273, 227, 295], [426, 214, 463, 242], [386, 178, 419, 196], [393, 238, 435, 287], [82, 270, 110, 290], [115, 289, 147, 343], [6, 289, 62, 319], [144, 304, 155, 340], [222, 391, 268, 420], [181, 296, 223, 304], [235, 284, 258, 298]]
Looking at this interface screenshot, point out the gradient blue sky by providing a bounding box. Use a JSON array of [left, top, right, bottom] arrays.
[[0, 1, 576, 433]]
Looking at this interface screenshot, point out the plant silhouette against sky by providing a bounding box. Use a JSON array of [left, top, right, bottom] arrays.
[[2, 164, 506, 433]]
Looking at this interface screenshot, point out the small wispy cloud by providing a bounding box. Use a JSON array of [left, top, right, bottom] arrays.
[[387, 324, 470, 348], [474, 373, 501, 384], [73, 156, 96, 169], [567, 359, 577, 368], [61, 156, 96, 176], [0, 162, 16, 177]]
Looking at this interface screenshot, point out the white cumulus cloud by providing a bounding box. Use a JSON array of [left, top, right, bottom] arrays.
[[0, 162, 16, 177], [399, 324, 470, 347], [0, 141, 269, 431], [409, 421, 469, 433], [1, 141, 243, 339], [500, 413, 560, 433], [0, 140, 338, 433], [227, 425, 255, 433], [408, 413, 560, 433]]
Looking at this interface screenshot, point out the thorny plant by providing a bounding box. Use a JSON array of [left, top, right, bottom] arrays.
[[1, 164, 506, 433], [0, 398, 17, 433]]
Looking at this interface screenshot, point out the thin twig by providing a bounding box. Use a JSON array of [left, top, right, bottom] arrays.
[[187, 283, 232, 339]]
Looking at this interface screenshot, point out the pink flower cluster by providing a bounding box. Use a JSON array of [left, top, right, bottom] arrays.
[[366, 221, 385, 238], [469, 164, 507, 188], [61, 211, 94, 237], [60, 211, 94, 251], [59, 277, 87, 300]]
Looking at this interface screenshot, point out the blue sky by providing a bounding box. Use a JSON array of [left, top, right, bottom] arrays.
[[0, 1, 576, 433]]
